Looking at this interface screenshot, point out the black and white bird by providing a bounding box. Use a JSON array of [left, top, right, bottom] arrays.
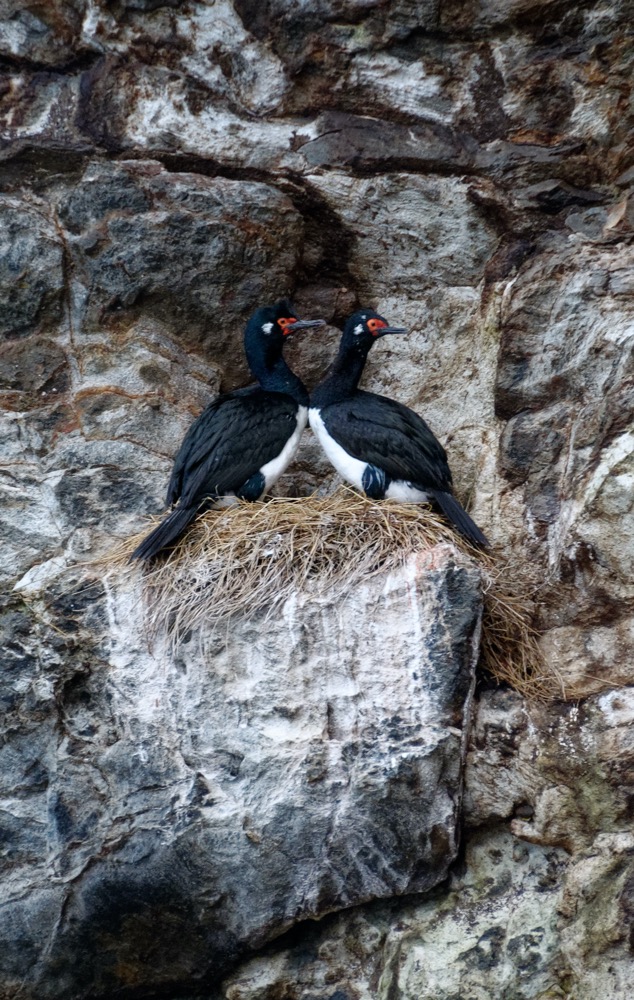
[[131, 302, 325, 561], [309, 309, 489, 547]]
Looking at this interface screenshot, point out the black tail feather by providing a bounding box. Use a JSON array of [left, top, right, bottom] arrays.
[[429, 490, 489, 548], [129, 504, 198, 562]]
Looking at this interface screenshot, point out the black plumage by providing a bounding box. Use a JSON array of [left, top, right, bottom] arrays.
[[131, 302, 324, 561], [309, 309, 489, 547], [318, 391, 453, 493], [165, 389, 300, 507]]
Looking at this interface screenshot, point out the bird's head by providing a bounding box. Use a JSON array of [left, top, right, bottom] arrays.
[[342, 309, 408, 351], [247, 300, 326, 347]]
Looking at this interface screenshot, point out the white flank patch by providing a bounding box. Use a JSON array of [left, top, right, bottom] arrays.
[[214, 495, 239, 508], [385, 481, 429, 503], [260, 406, 308, 490], [309, 408, 367, 490]]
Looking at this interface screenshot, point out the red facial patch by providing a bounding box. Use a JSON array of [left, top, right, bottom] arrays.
[[367, 318, 387, 336], [279, 316, 298, 335]]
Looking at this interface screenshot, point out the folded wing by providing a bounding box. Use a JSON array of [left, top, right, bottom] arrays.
[[167, 388, 299, 507], [323, 390, 453, 493], [132, 388, 300, 561]]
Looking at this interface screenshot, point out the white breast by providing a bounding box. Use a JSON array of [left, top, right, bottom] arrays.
[[309, 408, 367, 490], [259, 405, 308, 490]]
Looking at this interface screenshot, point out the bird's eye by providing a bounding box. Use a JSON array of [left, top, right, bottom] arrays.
[[367, 318, 387, 336], [278, 317, 297, 335]]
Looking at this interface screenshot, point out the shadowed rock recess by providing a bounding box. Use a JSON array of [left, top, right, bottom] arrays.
[[1, 1, 633, 998]]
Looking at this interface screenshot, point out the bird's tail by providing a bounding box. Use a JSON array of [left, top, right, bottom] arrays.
[[429, 490, 489, 548], [129, 504, 199, 562]]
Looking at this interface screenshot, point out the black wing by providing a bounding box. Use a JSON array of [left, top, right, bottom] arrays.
[[166, 387, 299, 508], [322, 390, 453, 493], [166, 386, 250, 506]]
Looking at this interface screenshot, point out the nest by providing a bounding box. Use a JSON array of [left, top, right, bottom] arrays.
[[105, 488, 551, 700]]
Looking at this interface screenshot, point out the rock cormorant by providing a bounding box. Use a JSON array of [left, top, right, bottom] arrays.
[[309, 309, 489, 547], [131, 301, 325, 561]]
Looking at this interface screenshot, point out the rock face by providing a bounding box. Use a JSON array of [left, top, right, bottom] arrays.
[[222, 827, 570, 1000], [220, 689, 634, 1000], [1, 0, 634, 997], [2, 551, 480, 999]]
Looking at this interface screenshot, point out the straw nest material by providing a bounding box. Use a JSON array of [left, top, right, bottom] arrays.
[[104, 488, 551, 700]]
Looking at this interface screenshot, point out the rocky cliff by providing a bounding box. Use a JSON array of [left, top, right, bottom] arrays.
[[1, 1, 633, 998]]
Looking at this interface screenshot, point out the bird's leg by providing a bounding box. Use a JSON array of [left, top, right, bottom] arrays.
[[361, 464, 389, 500]]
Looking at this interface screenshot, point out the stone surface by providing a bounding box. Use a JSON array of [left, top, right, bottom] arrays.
[[0, 314, 219, 584], [0, 198, 65, 337], [219, 688, 634, 1000], [1, 550, 480, 999], [220, 827, 569, 1000], [495, 241, 634, 698], [57, 161, 304, 370], [2, 0, 634, 996]]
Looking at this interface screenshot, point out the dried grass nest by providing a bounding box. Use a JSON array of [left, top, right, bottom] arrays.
[[105, 488, 552, 700]]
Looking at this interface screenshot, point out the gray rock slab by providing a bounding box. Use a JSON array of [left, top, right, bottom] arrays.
[[221, 826, 568, 1000], [0, 549, 481, 999], [220, 685, 634, 1000], [0, 199, 65, 337], [306, 172, 498, 297], [57, 160, 304, 370]]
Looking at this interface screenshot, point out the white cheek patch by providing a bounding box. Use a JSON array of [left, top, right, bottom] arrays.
[[262, 322, 274, 334], [353, 323, 364, 336]]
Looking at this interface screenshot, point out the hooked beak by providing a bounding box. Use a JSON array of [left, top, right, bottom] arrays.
[[284, 318, 326, 334], [378, 326, 408, 336]]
